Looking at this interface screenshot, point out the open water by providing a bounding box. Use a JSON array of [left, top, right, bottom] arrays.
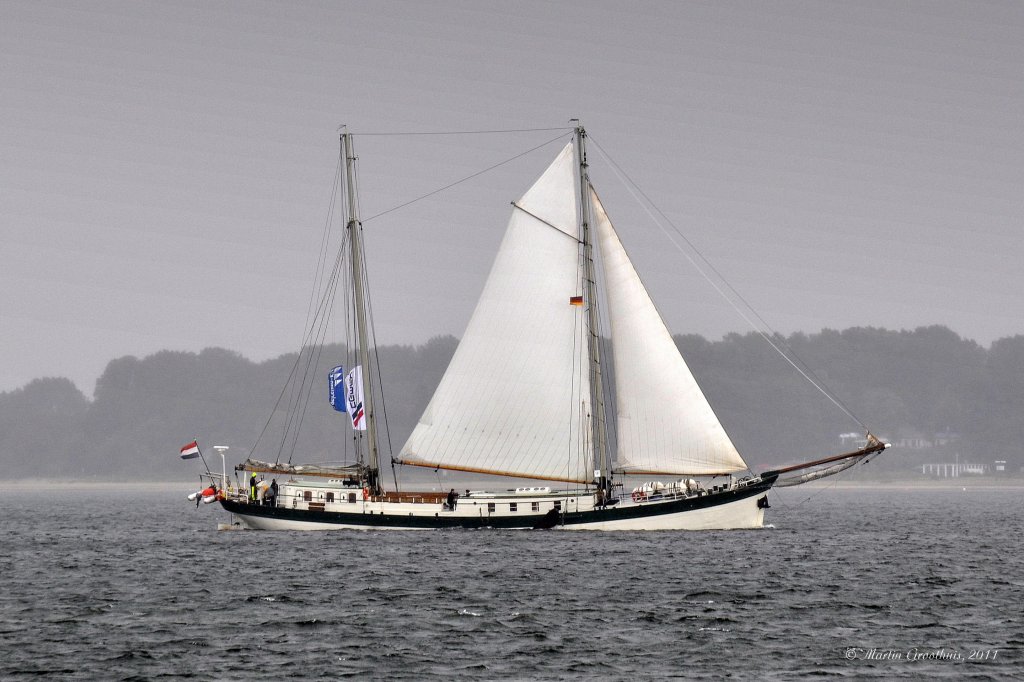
[[0, 484, 1021, 680]]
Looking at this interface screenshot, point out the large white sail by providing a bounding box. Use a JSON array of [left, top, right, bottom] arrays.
[[590, 187, 748, 476], [398, 144, 593, 482]]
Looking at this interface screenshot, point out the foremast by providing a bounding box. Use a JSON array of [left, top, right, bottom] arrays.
[[342, 131, 382, 495], [575, 124, 612, 496]]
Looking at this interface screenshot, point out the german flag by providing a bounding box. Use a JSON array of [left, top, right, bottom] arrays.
[[569, 295, 584, 307]]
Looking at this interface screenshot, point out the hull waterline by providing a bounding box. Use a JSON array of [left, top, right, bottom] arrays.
[[221, 474, 777, 531]]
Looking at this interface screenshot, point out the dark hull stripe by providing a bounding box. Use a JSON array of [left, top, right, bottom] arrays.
[[222, 475, 777, 530]]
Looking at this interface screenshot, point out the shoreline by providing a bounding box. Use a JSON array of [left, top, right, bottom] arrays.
[[780, 478, 1024, 490], [4, 477, 1023, 491], [2, 480, 199, 491]]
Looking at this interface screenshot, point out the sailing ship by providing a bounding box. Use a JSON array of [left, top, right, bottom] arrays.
[[201, 125, 888, 530]]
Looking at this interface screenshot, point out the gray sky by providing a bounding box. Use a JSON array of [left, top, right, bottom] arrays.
[[2, 0, 1022, 396]]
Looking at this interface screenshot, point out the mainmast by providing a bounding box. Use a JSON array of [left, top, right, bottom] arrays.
[[575, 124, 611, 494], [341, 131, 382, 494]]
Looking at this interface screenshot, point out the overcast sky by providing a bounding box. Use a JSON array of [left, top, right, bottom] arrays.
[[2, 0, 1022, 396]]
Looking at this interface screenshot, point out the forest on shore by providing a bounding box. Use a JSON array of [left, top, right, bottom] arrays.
[[1, 325, 1021, 480]]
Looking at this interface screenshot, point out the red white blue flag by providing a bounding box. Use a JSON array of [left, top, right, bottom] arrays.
[[180, 440, 201, 460]]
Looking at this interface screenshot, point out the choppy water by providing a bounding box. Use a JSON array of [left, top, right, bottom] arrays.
[[1, 484, 1021, 680]]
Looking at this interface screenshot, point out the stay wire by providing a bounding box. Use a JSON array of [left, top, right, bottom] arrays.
[[281, 163, 347, 462], [773, 449, 882, 507], [358, 223, 398, 480], [346, 143, 398, 487], [306, 158, 343, 334], [354, 135, 578, 480], [255, 181, 345, 464], [586, 188, 619, 486], [587, 136, 869, 433], [282, 239, 347, 463], [353, 126, 573, 136], [287, 156, 342, 441], [285, 258, 343, 464], [362, 131, 573, 223], [254, 238, 347, 464]]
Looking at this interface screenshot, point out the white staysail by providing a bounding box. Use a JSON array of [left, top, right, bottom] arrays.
[[590, 187, 748, 476], [398, 144, 593, 482]]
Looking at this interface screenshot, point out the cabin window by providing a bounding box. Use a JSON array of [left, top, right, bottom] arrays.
[[509, 502, 517, 512], [348, 493, 356, 503], [554, 501, 562, 511], [531, 502, 540, 512], [487, 503, 496, 513], [326, 492, 335, 503], [303, 490, 312, 502]]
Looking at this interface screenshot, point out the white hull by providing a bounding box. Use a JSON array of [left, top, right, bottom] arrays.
[[559, 494, 766, 531]]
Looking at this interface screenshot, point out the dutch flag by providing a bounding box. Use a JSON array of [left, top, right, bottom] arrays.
[[180, 440, 201, 460]]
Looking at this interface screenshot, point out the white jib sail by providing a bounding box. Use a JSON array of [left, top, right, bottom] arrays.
[[399, 144, 593, 482], [590, 187, 748, 476]]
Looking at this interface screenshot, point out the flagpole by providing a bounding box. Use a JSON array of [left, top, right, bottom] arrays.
[[194, 440, 211, 476]]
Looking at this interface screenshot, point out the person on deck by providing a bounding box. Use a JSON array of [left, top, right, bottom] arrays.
[[249, 473, 257, 503], [268, 479, 278, 507], [256, 477, 269, 504], [446, 488, 457, 511]]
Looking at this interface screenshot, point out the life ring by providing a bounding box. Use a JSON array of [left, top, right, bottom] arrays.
[[363, 487, 370, 501], [631, 490, 646, 503]]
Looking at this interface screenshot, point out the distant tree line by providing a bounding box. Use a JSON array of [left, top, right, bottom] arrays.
[[1, 325, 1020, 480]]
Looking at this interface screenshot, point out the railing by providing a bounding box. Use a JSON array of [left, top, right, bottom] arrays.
[[630, 477, 759, 503], [231, 491, 366, 509]]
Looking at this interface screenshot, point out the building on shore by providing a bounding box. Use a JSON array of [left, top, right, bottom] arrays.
[[921, 461, 988, 478]]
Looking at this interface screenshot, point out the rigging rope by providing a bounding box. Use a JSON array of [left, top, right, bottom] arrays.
[[284, 268, 342, 464], [262, 159, 339, 462], [362, 131, 573, 222], [773, 449, 883, 506], [588, 136, 870, 433], [255, 131, 578, 470], [253, 166, 346, 463], [252, 235, 348, 464], [280, 204, 347, 463], [352, 126, 574, 136], [282, 238, 347, 463], [357, 218, 400, 490], [305, 159, 342, 335]]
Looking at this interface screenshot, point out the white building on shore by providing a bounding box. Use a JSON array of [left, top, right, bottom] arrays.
[[921, 460, 988, 478]]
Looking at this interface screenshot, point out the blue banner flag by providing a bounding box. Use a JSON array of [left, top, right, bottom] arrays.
[[329, 365, 347, 412]]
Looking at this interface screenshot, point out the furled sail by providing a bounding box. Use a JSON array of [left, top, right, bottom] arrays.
[[397, 144, 593, 482], [590, 187, 748, 476], [774, 458, 861, 487]]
